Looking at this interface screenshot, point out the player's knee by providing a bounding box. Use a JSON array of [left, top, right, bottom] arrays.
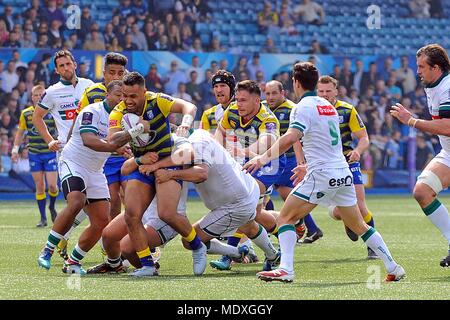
[[124, 210, 141, 228], [413, 182, 436, 205], [157, 209, 176, 223]]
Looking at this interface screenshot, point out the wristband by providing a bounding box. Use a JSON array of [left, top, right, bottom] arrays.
[[407, 117, 418, 128], [128, 123, 144, 138], [135, 157, 142, 166], [181, 114, 194, 127], [12, 146, 19, 154]]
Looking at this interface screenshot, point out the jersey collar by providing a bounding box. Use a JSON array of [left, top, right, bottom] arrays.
[[103, 100, 112, 114], [59, 77, 79, 86], [300, 91, 317, 100], [426, 72, 449, 88]]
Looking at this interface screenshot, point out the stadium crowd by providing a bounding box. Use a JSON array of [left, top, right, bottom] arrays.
[[0, 0, 441, 174]]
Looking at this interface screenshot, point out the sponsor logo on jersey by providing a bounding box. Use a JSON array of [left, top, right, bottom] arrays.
[[109, 119, 118, 127], [317, 105, 337, 116], [328, 175, 353, 187], [146, 110, 154, 120], [60, 102, 77, 110], [160, 94, 173, 102], [265, 122, 277, 133], [339, 115, 344, 123]]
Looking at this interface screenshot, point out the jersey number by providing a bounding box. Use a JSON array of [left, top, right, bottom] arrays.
[[328, 121, 339, 146]]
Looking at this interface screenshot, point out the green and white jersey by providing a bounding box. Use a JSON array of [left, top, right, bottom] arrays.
[[424, 72, 450, 152], [289, 92, 348, 171], [38, 77, 94, 145], [61, 101, 111, 172]]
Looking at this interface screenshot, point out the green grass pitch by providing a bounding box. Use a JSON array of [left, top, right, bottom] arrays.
[[1, 196, 450, 300]]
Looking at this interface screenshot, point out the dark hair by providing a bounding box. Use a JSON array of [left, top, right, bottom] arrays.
[[211, 69, 236, 96], [416, 43, 450, 73], [107, 80, 123, 92], [236, 80, 261, 97], [318, 75, 339, 88], [123, 71, 145, 87], [53, 50, 76, 66], [293, 62, 319, 91], [104, 52, 128, 68]]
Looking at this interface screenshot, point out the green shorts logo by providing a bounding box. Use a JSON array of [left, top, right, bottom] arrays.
[[317, 192, 325, 199]]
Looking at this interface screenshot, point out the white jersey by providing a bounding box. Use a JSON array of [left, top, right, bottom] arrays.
[[188, 129, 259, 210], [38, 78, 94, 145], [424, 72, 450, 152], [290, 94, 348, 171], [61, 101, 111, 172]]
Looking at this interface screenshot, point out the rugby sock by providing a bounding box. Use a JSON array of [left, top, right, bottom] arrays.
[[107, 256, 122, 268], [265, 199, 274, 211], [206, 239, 240, 257], [362, 227, 397, 273], [36, 193, 47, 221], [69, 243, 87, 263], [278, 224, 296, 272], [304, 214, 318, 234], [63, 209, 88, 240], [423, 199, 450, 244], [48, 189, 58, 210], [227, 233, 243, 247], [183, 227, 202, 250], [364, 210, 375, 228], [45, 230, 63, 252], [137, 247, 154, 267], [250, 224, 277, 260]]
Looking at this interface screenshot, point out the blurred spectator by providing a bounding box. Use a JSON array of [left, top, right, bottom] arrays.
[[103, 23, 116, 46], [118, 0, 134, 19], [337, 85, 350, 103], [383, 131, 402, 169], [186, 56, 204, 84], [167, 23, 182, 51], [339, 58, 353, 92], [21, 29, 35, 48], [186, 70, 202, 107], [0, 5, 14, 32], [199, 69, 215, 111], [239, 71, 249, 82], [396, 55, 417, 95], [407, 85, 428, 108], [0, 20, 10, 46], [380, 56, 394, 82], [416, 134, 434, 170], [189, 37, 204, 53], [173, 82, 192, 103], [131, 23, 148, 51], [180, 24, 193, 51], [258, 2, 279, 34], [11, 51, 27, 71], [4, 31, 21, 48], [36, 33, 49, 48], [79, 7, 94, 42], [307, 39, 329, 54], [111, 14, 122, 35], [107, 37, 123, 52], [78, 62, 93, 80], [409, 0, 430, 18], [123, 33, 138, 50], [68, 33, 82, 50], [48, 20, 63, 47], [209, 37, 225, 52], [153, 0, 176, 16], [210, 61, 218, 75], [116, 24, 128, 48], [12, 147, 30, 173], [1, 61, 19, 93], [83, 30, 106, 51], [144, 21, 157, 50], [133, 0, 149, 21], [35, 53, 52, 86], [42, 0, 65, 25], [155, 35, 170, 50], [261, 37, 280, 53], [0, 136, 12, 173], [248, 53, 265, 81], [145, 64, 164, 92], [387, 74, 403, 101], [353, 59, 364, 93], [430, 0, 444, 19], [162, 60, 188, 95], [255, 70, 266, 94], [294, 0, 325, 25], [0, 111, 15, 138], [233, 57, 251, 82], [361, 62, 382, 96], [331, 64, 341, 81], [24, 70, 36, 98]]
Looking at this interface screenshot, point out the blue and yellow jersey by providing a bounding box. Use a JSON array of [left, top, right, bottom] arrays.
[[109, 91, 176, 158], [334, 100, 366, 162], [19, 106, 57, 153], [77, 82, 107, 114], [220, 102, 280, 149], [200, 104, 220, 131], [263, 99, 296, 157]]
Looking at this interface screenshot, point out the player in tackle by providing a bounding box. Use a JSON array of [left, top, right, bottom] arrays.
[[245, 62, 406, 283]]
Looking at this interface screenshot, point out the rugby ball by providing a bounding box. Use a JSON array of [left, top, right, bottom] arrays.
[[121, 113, 150, 147]]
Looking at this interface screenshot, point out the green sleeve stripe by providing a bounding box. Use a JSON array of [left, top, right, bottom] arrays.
[[438, 106, 450, 111], [278, 224, 296, 234], [80, 129, 98, 134], [37, 103, 49, 110], [423, 199, 442, 216], [290, 121, 306, 130], [79, 125, 98, 130], [361, 227, 376, 242], [290, 124, 305, 132], [292, 191, 310, 201]]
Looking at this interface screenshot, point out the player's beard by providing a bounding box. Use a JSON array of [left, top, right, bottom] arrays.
[[61, 70, 75, 82]]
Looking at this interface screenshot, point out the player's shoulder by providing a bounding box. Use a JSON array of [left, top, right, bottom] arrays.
[[112, 101, 127, 114], [78, 77, 95, 87], [80, 101, 102, 114], [85, 82, 107, 93], [256, 103, 277, 120], [22, 105, 35, 114], [283, 99, 296, 109], [335, 100, 355, 110], [203, 104, 218, 116], [227, 101, 238, 111]]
